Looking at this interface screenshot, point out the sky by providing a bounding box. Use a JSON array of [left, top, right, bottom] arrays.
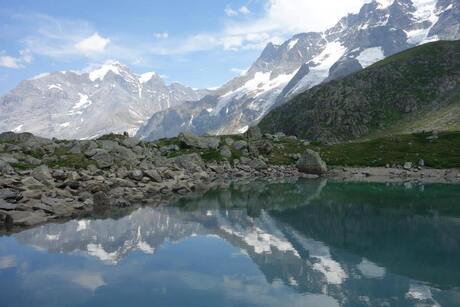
[[0, 0, 370, 94]]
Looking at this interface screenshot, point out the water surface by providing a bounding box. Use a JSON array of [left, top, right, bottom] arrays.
[[1, 179, 460, 307]]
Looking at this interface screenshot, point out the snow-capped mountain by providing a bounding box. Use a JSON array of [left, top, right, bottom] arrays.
[[0, 61, 209, 139], [137, 0, 460, 140]]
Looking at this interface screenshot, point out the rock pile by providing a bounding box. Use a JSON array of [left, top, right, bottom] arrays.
[[0, 129, 325, 229]]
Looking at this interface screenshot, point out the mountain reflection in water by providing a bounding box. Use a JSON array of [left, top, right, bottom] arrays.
[[1, 179, 460, 307]]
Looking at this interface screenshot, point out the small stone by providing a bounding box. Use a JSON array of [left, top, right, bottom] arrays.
[[144, 169, 162, 183], [220, 146, 232, 159], [403, 162, 413, 170], [129, 170, 144, 181]]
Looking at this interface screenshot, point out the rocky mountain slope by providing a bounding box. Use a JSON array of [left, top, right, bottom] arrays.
[[0, 61, 208, 140], [259, 40, 460, 142], [138, 0, 460, 140]]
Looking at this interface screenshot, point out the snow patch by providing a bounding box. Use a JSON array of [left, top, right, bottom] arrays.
[[139, 72, 157, 84], [289, 41, 347, 96], [358, 258, 386, 279], [89, 62, 124, 82], [288, 39, 299, 50], [406, 0, 440, 44], [73, 93, 92, 111], [48, 84, 63, 91], [87, 243, 119, 264], [60, 122, 70, 128], [238, 125, 249, 134], [12, 125, 23, 133], [46, 234, 60, 241], [376, 0, 394, 9], [356, 47, 385, 68], [77, 220, 89, 232]]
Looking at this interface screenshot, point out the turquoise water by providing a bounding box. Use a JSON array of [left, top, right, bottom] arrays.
[[1, 179, 460, 307]]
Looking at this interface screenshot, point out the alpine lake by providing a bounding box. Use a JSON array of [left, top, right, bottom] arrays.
[[1, 179, 459, 307]]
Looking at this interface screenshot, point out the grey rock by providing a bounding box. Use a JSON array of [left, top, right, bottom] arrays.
[[0, 199, 17, 210], [0, 189, 22, 202], [21, 177, 46, 190], [0, 160, 14, 175], [160, 144, 180, 154], [220, 146, 232, 159], [178, 132, 220, 149], [144, 169, 162, 183], [6, 210, 48, 226], [91, 149, 114, 168], [129, 169, 144, 181], [233, 140, 248, 151], [246, 126, 262, 140], [121, 137, 141, 148], [296, 149, 328, 175], [172, 153, 205, 173], [404, 162, 413, 170], [31, 165, 53, 185]]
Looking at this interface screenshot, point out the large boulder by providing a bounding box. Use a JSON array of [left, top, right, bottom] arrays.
[[90, 149, 114, 169], [178, 133, 220, 149], [245, 126, 262, 140], [172, 153, 205, 173], [296, 149, 328, 175]]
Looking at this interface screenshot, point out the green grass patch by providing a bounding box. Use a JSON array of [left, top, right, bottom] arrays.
[[314, 131, 460, 168]]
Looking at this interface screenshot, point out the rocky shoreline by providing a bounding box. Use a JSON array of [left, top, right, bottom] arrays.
[[1, 129, 459, 231], [0, 129, 311, 230]]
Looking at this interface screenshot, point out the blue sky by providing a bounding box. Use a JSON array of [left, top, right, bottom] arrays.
[[0, 0, 368, 94]]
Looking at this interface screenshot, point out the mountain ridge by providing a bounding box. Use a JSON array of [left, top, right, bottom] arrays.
[[0, 61, 209, 140], [138, 0, 460, 140], [258, 40, 460, 142]]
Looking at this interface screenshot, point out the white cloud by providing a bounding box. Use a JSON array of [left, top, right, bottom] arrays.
[[153, 0, 368, 55], [154, 32, 169, 39], [226, 5, 251, 17], [75, 32, 110, 55], [0, 49, 32, 69], [239, 6, 251, 15], [225, 6, 239, 17]]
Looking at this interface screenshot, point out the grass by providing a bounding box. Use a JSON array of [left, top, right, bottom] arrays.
[[315, 131, 460, 168]]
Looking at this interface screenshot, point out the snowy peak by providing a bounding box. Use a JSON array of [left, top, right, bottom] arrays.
[[0, 62, 208, 139], [139, 72, 158, 84], [88, 61, 131, 82]]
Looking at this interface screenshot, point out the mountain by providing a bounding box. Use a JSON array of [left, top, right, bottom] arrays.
[[138, 0, 460, 140], [258, 40, 460, 142], [0, 61, 209, 140]]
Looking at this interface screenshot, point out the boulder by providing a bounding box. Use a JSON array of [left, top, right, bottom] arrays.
[[0, 160, 14, 175], [5, 210, 48, 226], [144, 169, 162, 183], [233, 140, 248, 151], [91, 149, 114, 168], [404, 162, 413, 170], [121, 137, 141, 148], [178, 132, 220, 149], [172, 153, 205, 173], [296, 149, 328, 175], [0, 199, 17, 210], [245, 126, 262, 140], [220, 146, 232, 159], [21, 177, 46, 190], [129, 169, 144, 181], [31, 165, 54, 185]]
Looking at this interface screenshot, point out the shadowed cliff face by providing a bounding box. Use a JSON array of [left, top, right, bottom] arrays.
[[3, 179, 460, 307]]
